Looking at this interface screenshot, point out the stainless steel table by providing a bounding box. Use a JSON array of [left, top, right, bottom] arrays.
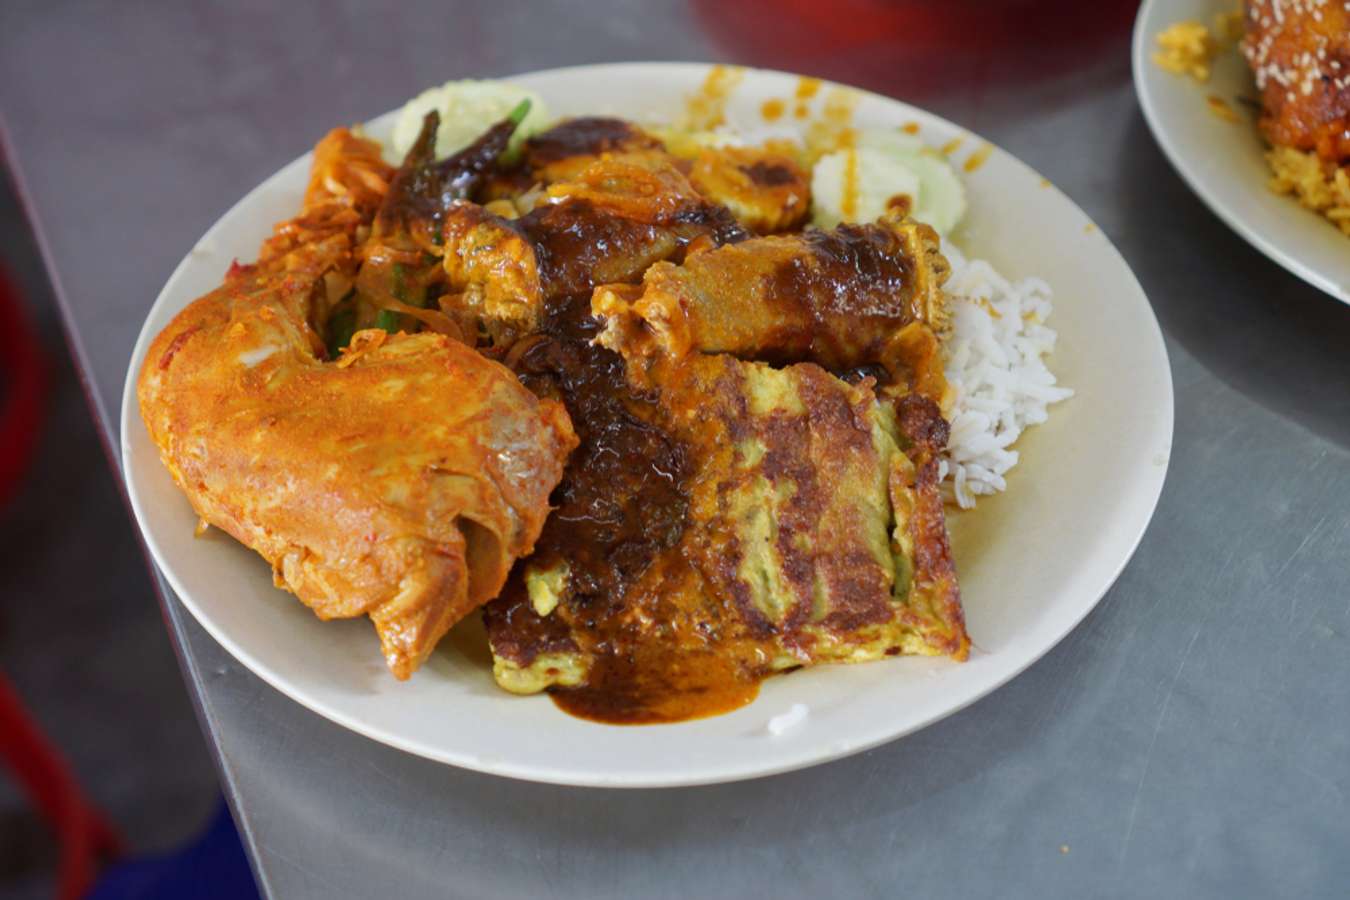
[[4, 2, 1348, 897]]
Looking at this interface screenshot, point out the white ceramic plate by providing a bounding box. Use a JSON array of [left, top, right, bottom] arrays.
[[120, 63, 1173, 788], [1133, 0, 1350, 304]]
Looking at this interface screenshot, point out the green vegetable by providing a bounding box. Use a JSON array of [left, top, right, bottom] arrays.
[[325, 305, 357, 358], [376, 309, 401, 334], [809, 128, 968, 236], [390, 80, 548, 162], [508, 98, 532, 126]]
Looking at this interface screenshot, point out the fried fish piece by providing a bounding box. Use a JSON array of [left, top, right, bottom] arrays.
[[484, 346, 966, 721], [138, 129, 576, 680], [593, 211, 950, 401], [1242, 0, 1350, 162]]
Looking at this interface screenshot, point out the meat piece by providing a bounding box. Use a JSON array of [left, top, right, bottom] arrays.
[[593, 212, 950, 399], [523, 116, 667, 183], [138, 130, 576, 681], [350, 109, 525, 340], [688, 145, 811, 233], [1242, 0, 1350, 162]]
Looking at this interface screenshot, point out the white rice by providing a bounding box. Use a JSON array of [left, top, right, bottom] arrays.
[[938, 243, 1072, 508]]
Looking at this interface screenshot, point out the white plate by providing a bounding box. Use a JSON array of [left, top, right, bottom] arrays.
[[120, 63, 1173, 788], [1133, 0, 1350, 304]]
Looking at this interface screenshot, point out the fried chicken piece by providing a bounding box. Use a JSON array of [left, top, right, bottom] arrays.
[[688, 145, 811, 233], [593, 211, 950, 401], [138, 129, 576, 680], [1242, 0, 1350, 162]]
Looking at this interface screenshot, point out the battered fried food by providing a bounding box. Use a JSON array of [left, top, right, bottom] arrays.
[[440, 152, 745, 341], [593, 210, 950, 402], [138, 125, 576, 680]]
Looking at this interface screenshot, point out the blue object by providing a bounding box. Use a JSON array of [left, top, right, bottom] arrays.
[[88, 800, 260, 900]]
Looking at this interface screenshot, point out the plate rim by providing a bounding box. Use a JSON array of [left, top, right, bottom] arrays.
[[1131, 0, 1350, 305], [119, 60, 1175, 788]]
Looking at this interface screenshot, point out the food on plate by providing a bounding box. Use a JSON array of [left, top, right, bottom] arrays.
[[686, 145, 812, 233], [811, 130, 967, 235], [1243, 0, 1350, 234], [591, 210, 950, 401], [1154, 4, 1350, 237], [1243, 0, 1349, 161], [1152, 20, 1223, 81], [392, 79, 550, 161], [440, 129, 747, 342], [139, 74, 1071, 720], [138, 113, 576, 680]]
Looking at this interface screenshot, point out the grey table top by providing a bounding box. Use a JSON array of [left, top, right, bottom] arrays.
[[4, 2, 1349, 897]]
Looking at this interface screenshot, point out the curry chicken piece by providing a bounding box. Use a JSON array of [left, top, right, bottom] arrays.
[[440, 152, 746, 341], [138, 128, 577, 680], [1242, 0, 1350, 161], [593, 210, 951, 403]]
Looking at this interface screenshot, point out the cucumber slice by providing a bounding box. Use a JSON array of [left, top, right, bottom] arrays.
[[392, 79, 549, 161], [898, 152, 967, 236], [855, 129, 926, 159], [809, 128, 967, 236], [811, 146, 920, 229]]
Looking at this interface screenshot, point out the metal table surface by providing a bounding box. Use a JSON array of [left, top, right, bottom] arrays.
[[4, 2, 1348, 897]]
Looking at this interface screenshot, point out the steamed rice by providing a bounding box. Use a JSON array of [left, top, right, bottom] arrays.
[[938, 243, 1072, 508]]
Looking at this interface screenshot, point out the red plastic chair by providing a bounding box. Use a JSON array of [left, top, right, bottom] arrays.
[[0, 261, 126, 898]]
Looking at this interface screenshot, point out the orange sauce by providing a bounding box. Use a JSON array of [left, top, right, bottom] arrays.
[[964, 143, 993, 172], [941, 136, 964, 156], [761, 98, 786, 121], [552, 644, 761, 725], [841, 148, 860, 222], [1206, 94, 1239, 122], [683, 64, 744, 130], [901, 121, 920, 135], [793, 76, 822, 119], [804, 87, 860, 160]]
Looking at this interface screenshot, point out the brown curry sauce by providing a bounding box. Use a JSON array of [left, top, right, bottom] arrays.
[[483, 295, 762, 723]]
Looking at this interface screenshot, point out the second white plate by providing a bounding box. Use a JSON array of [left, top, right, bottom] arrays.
[[1133, 0, 1350, 304]]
